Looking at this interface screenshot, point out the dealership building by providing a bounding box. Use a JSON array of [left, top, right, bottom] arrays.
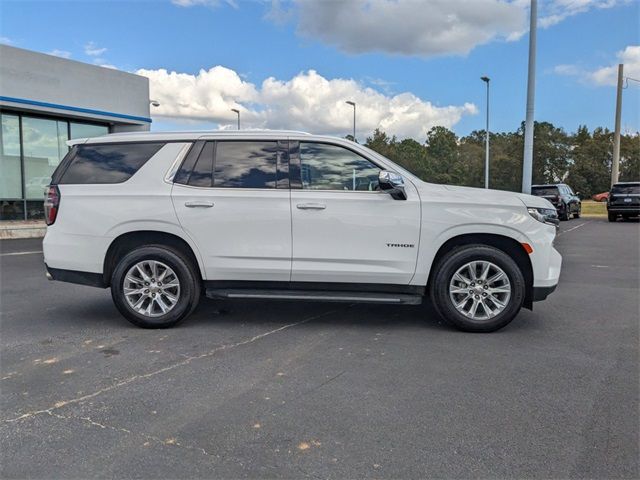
[[0, 44, 152, 221]]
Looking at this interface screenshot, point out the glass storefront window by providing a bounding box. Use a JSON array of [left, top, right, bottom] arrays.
[[0, 114, 22, 199], [25, 200, 45, 220], [70, 122, 109, 140], [0, 200, 25, 221], [22, 117, 69, 199], [0, 112, 110, 220]]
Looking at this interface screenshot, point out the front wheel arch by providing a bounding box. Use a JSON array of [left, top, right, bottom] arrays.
[[427, 233, 534, 310]]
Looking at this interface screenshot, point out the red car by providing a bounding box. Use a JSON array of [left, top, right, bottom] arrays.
[[592, 192, 609, 202]]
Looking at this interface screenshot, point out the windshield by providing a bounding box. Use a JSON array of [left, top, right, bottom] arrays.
[[611, 184, 640, 195], [532, 187, 559, 196]]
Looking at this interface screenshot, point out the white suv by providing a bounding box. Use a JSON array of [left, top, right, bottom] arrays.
[[43, 130, 561, 332]]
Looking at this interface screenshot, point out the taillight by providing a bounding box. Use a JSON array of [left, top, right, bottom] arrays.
[[44, 185, 60, 226]]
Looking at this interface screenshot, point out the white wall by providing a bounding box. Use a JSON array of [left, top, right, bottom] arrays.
[[0, 45, 150, 130]]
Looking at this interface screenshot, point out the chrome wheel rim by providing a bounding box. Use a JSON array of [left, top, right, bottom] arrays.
[[123, 260, 181, 317], [449, 261, 511, 321]]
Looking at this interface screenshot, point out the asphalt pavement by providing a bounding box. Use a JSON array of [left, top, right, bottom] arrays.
[[1, 218, 638, 479]]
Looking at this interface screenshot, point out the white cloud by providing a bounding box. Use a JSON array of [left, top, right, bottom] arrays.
[[552, 64, 581, 76], [589, 45, 640, 86], [289, 0, 526, 57], [92, 57, 118, 69], [137, 66, 477, 139], [0, 36, 14, 45], [538, 0, 627, 28], [84, 41, 107, 57], [554, 45, 640, 86], [48, 49, 71, 59], [259, 0, 630, 57], [171, 0, 238, 8]]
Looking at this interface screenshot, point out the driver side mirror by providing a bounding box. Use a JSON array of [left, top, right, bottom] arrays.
[[378, 170, 407, 200]]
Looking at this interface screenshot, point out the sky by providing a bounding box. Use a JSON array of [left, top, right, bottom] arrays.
[[1, 0, 639, 141]]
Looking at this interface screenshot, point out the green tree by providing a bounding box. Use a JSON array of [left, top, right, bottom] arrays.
[[425, 126, 458, 184], [566, 126, 612, 197], [620, 133, 640, 181]]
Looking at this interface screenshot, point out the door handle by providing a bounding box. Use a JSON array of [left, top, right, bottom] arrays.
[[296, 203, 326, 210], [185, 201, 214, 208]]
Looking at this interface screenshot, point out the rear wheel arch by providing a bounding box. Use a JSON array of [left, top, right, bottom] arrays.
[[103, 231, 203, 287], [427, 233, 534, 309]]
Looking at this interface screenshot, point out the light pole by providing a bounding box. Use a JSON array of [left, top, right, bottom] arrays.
[[522, 0, 537, 194], [611, 63, 623, 186], [345, 101, 356, 141], [480, 76, 490, 189], [231, 108, 240, 130]]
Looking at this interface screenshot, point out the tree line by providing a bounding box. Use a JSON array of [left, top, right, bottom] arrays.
[[362, 122, 639, 198]]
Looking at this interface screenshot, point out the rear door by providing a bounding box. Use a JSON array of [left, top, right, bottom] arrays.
[[289, 141, 421, 285], [171, 140, 292, 281]]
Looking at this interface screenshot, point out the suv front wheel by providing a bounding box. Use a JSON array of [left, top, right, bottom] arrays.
[[430, 245, 526, 332], [110, 245, 201, 328]]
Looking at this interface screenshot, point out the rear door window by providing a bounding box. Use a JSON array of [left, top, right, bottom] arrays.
[[213, 141, 278, 189], [58, 142, 164, 184]]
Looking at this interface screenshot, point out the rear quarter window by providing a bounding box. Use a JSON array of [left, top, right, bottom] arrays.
[[57, 142, 165, 184]]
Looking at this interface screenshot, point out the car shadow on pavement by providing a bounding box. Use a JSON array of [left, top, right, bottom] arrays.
[[185, 297, 541, 334], [49, 288, 541, 334]]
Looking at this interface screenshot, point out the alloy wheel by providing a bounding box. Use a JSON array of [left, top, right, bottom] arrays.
[[448, 260, 511, 321], [123, 260, 181, 317]]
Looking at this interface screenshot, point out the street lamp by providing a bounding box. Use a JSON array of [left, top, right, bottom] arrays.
[[522, 0, 537, 194], [480, 76, 490, 189], [345, 101, 356, 141], [231, 108, 240, 130]]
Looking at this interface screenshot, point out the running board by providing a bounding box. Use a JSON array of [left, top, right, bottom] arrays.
[[205, 288, 423, 305]]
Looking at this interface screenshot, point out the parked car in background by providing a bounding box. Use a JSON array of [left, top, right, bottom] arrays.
[[43, 130, 562, 332], [607, 182, 640, 222], [592, 192, 609, 202], [531, 184, 581, 221]]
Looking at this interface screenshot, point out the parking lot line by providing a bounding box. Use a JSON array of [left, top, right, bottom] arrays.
[[4, 307, 341, 424], [557, 221, 590, 236], [0, 250, 43, 257]]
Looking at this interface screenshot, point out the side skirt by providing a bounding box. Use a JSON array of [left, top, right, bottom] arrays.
[[204, 281, 424, 305]]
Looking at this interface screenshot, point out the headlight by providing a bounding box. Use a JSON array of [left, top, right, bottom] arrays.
[[528, 207, 559, 227]]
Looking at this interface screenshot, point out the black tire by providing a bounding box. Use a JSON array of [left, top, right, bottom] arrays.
[[430, 245, 526, 333], [559, 203, 569, 221], [608, 212, 617, 222], [110, 245, 201, 328], [622, 215, 631, 221]]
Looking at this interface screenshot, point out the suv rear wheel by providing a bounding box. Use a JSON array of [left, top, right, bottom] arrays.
[[110, 245, 201, 328], [430, 245, 526, 332]]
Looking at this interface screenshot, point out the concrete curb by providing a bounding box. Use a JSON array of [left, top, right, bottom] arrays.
[[0, 221, 46, 239]]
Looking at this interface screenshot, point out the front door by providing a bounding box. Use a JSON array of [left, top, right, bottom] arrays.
[[289, 141, 421, 285], [172, 140, 292, 281]]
